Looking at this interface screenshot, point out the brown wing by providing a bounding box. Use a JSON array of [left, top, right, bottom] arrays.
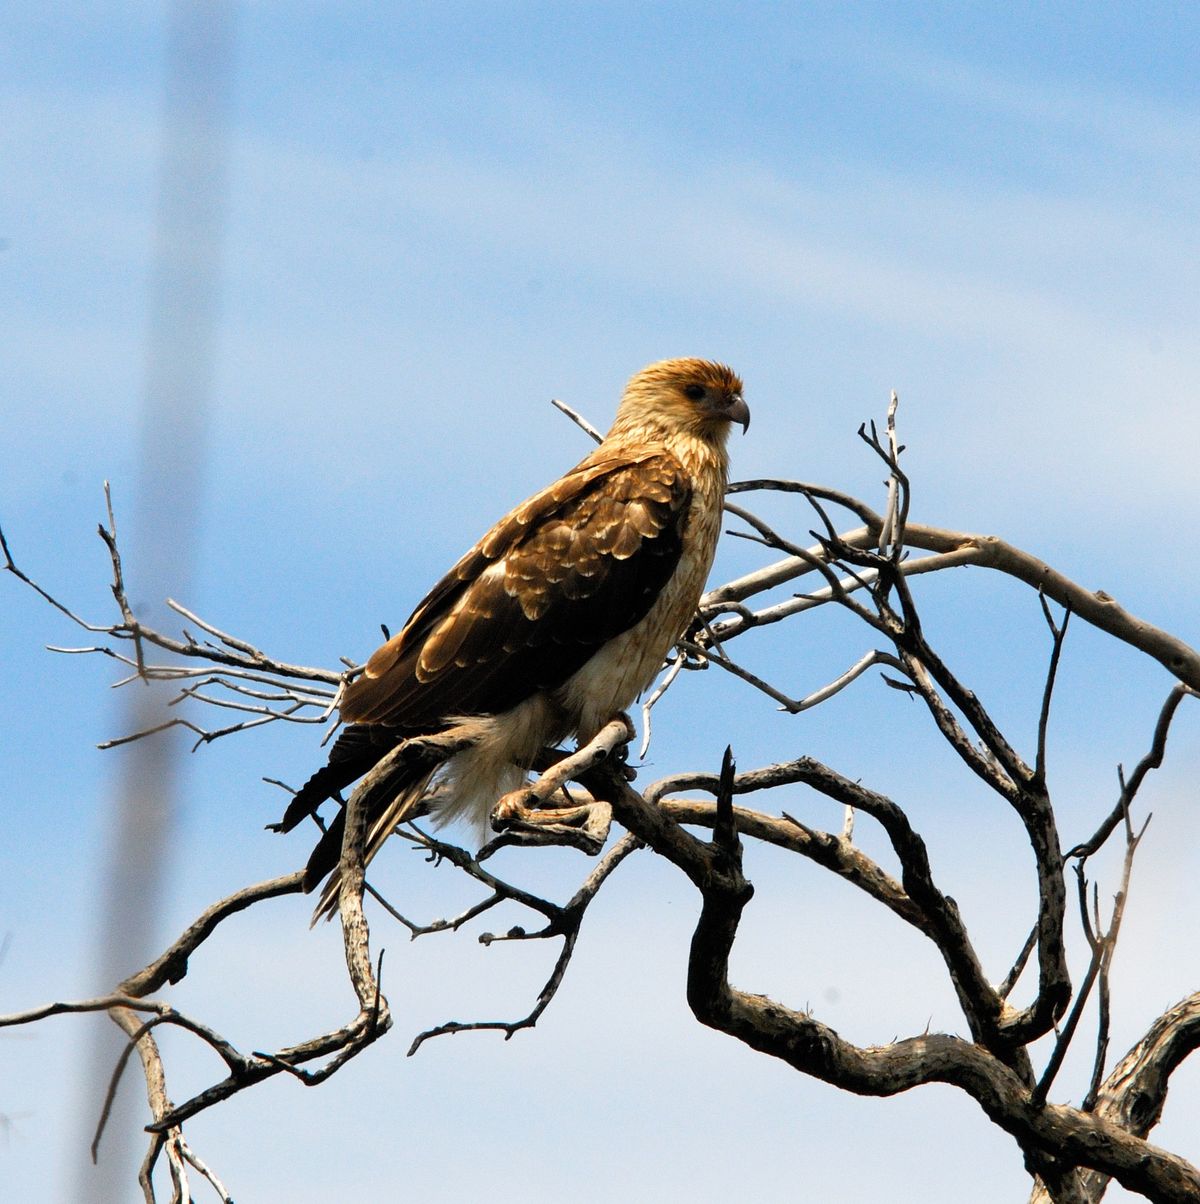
[[340, 451, 691, 727]]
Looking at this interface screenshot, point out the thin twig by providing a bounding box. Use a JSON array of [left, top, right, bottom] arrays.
[[1069, 684, 1193, 860], [549, 398, 603, 443], [1034, 598, 1071, 788]]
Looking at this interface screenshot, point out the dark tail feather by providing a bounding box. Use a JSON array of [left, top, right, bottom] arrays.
[[307, 760, 437, 918], [269, 725, 392, 834], [303, 808, 346, 892], [300, 753, 433, 892]]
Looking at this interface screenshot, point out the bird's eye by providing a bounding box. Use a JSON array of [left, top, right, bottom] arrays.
[[683, 384, 706, 401]]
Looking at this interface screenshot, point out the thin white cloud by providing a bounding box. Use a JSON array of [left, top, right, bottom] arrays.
[[855, 37, 1200, 168]]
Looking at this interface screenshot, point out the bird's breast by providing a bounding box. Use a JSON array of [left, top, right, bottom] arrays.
[[557, 451, 726, 741]]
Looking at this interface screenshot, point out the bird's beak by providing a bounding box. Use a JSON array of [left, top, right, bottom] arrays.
[[728, 394, 750, 433]]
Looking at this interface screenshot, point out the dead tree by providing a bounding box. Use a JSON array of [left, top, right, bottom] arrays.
[[2, 397, 1197, 1203]]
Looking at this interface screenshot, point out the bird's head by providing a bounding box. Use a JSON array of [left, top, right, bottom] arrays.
[[612, 358, 749, 444]]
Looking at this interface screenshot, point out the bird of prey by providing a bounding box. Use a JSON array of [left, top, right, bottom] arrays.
[[274, 358, 748, 911]]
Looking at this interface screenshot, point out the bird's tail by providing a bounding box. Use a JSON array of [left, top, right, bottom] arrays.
[[308, 764, 437, 926], [270, 725, 391, 834]]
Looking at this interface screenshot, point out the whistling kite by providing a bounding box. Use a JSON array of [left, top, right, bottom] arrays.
[[275, 358, 748, 912]]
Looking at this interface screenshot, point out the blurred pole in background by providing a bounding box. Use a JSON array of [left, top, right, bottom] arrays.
[[73, 3, 234, 1198]]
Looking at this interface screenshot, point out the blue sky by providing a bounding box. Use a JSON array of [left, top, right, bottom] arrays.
[[3, 4, 1199, 1202]]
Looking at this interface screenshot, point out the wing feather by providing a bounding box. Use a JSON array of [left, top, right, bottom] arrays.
[[340, 451, 690, 727]]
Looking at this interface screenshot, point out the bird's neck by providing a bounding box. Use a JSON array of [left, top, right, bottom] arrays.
[[604, 416, 731, 481]]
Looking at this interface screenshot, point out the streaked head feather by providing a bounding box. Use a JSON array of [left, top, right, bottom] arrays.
[[610, 358, 747, 443]]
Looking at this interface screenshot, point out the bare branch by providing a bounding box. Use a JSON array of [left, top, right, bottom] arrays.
[[121, 873, 305, 996], [1091, 991, 1200, 1145], [2, 496, 348, 709], [704, 500, 1200, 694], [1032, 600, 1071, 789], [549, 397, 603, 443], [407, 832, 642, 1055], [407, 926, 584, 1053], [680, 637, 906, 715], [607, 757, 1024, 1074], [655, 751, 1199, 1202], [639, 648, 687, 757], [997, 924, 1039, 1001], [726, 478, 883, 528], [1069, 684, 1194, 860]]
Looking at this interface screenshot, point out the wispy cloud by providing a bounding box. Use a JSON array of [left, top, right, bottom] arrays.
[[858, 36, 1200, 169], [8, 68, 1198, 538]]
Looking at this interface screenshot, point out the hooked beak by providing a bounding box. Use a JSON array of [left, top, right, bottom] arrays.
[[728, 394, 750, 433]]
